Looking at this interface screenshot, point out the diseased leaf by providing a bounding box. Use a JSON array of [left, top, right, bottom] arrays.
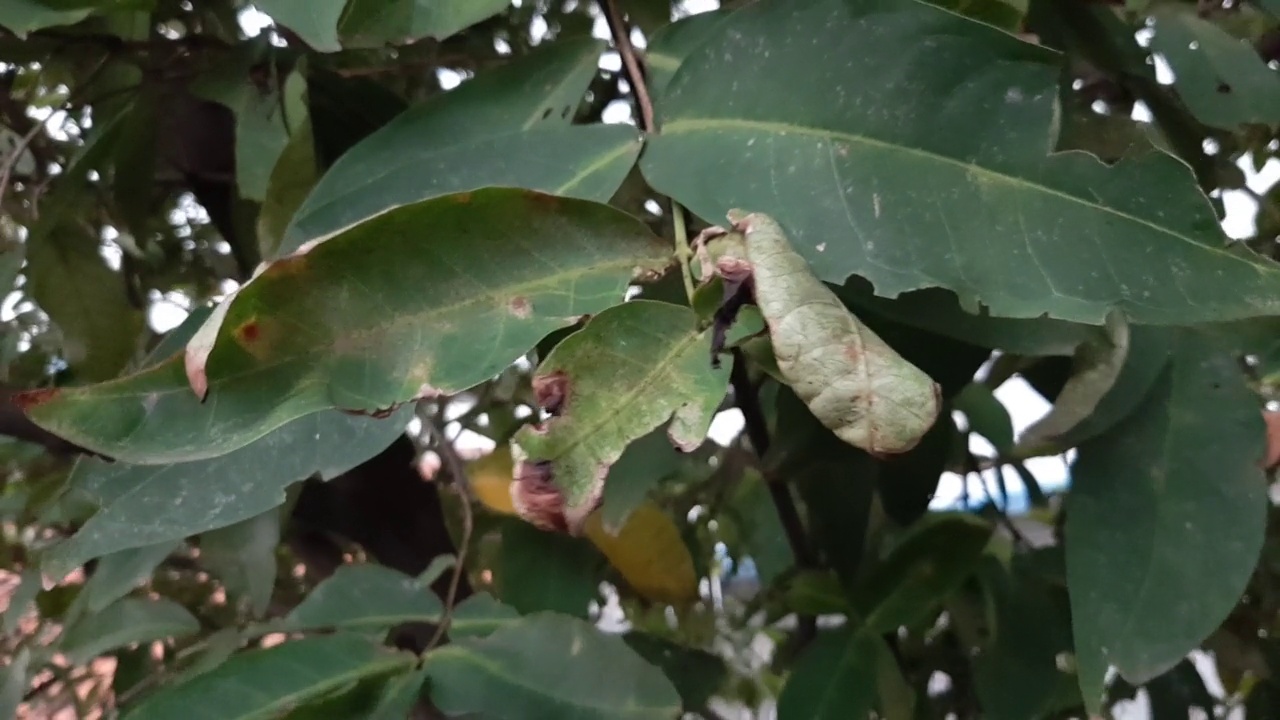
[[121, 634, 415, 720], [81, 541, 181, 614], [512, 300, 729, 531], [338, 0, 510, 47], [368, 668, 429, 720], [600, 426, 684, 532], [255, 0, 346, 52], [23, 190, 666, 463], [712, 212, 941, 455], [1149, 8, 1280, 131], [286, 564, 443, 630], [200, 509, 282, 618], [39, 407, 410, 581], [640, 0, 1280, 325], [425, 613, 682, 720], [3, 568, 41, 633], [1067, 331, 1267, 710], [582, 502, 699, 605], [59, 597, 200, 664], [285, 38, 640, 254]]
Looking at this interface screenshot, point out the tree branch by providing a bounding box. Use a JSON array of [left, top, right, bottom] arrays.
[[600, 0, 656, 133]]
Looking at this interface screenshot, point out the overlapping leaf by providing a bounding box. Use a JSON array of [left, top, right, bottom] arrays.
[[254, 0, 346, 52], [425, 613, 682, 720], [777, 629, 882, 720], [59, 598, 200, 665], [338, 0, 510, 48], [641, 0, 1280, 325], [1067, 331, 1267, 710], [285, 564, 444, 630], [39, 407, 410, 580], [122, 634, 415, 720], [284, 38, 642, 253], [512, 300, 729, 529], [23, 189, 666, 462]]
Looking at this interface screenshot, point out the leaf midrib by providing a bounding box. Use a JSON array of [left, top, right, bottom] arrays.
[[661, 117, 1269, 275]]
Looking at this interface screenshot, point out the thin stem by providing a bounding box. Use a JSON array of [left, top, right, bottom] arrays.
[[424, 418, 475, 653], [600, 0, 655, 133], [672, 202, 697, 303]]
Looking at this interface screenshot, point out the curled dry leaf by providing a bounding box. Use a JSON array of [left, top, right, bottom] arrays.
[[708, 211, 941, 455]]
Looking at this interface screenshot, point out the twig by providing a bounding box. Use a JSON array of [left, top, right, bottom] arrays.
[[672, 202, 698, 303], [424, 418, 475, 652], [600, 0, 656, 133], [729, 350, 818, 645]]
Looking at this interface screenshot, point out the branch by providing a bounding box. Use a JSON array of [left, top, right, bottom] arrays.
[[600, 0, 656, 133], [424, 417, 475, 652]]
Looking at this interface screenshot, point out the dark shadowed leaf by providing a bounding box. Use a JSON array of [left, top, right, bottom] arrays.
[[24, 190, 666, 463], [450, 592, 520, 639], [81, 540, 181, 614], [122, 634, 415, 720], [39, 407, 410, 581], [777, 628, 880, 720], [641, 0, 1280, 325], [0, 648, 28, 720], [622, 633, 726, 711], [285, 38, 640, 253], [513, 301, 729, 525], [494, 519, 602, 617], [1149, 7, 1280, 130], [200, 508, 283, 618], [600, 425, 684, 532], [59, 597, 200, 664], [426, 613, 682, 720], [338, 0, 509, 47], [1145, 659, 1217, 720], [1067, 331, 1267, 710], [254, 0, 346, 52], [286, 563, 443, 630]]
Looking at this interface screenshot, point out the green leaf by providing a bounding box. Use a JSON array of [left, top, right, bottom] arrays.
[[39, 407, 410, 581], [725, 468, 792, 587], [258, 119, 320, 259], [2, 568, 41, 633], [59, 597, 199, 664], [255, 0, 346, 52], [449, 592, 520, 639], [599, 425, 684, 532], [122, 633, 415, 720], [200, 508, 282, 618], [494, 519, 602, 617], [512, 301, 729, 529], [777, 629, 880, 720], [1149, 8, 1280, 130], [27, 225, 144, 381], [338, 0, 510, 47], [285, 38, 641, 254], [426, 612, 682, 720], [640, 0, 1280, 325], [1066, 331, 1267, 710], [286, 563, 443, 630], [927, 0, 1026, 31], [644, 9, 732, 100], [857, 512, 995, 633], [0, 648, 29, 720], [0, 0, 91, 37], [622, 633, 727, 712], [236, 70, 308, 202], [954, 383, 1014, 455], [81, 540, 181, 614], [368, 667, 428, 720], [25, 189, 665, 464]]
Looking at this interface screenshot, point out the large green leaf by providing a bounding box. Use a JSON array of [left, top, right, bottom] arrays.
[[255, 0, 346, 52], [644, 9, 732, 100], [39, 407, 410, 580], [512, 301, 729, 530], [494, 519, 602, 617], [285, 563, 443, 630], [1066, 331, 1267, 710], [777, 629, 881, 720], [425, 612, 682, 720], [449, 592, 520, 639], [338, 0, 510, 47], [640, 0, 1280, 325], [284, 38, 641, 254], [0, 1, 91, 37], [24, 189, 666, 463], [1149, 8, 1280, 131], [59, 597, 200, 664], [122, 634, 415, 720]]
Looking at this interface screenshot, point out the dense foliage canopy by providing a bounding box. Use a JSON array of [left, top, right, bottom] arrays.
[[1, 0, 1280, 718]]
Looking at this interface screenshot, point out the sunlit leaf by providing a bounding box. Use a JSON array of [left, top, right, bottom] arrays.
[[449, 592, 520, 639]]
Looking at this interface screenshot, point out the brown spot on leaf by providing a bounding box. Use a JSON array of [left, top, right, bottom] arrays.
[[508, 296, 533, 319], [533, 371, 569, 415], [236, 320, 260, 344], [452, 191, 473, 204], [1216, 82, 1232, 94], [511, 460, 569, 533], [14, 387, 59, 411], [262, 253, 308, 278], [341, 403, 401, 419], [1265, 410, 1280, 470]]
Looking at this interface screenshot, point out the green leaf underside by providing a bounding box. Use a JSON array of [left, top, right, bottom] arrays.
[[39, 407, 410, 579], [1067, 331, 1267, 708], [25, 189, 666, 463], [286, 564, 443, 630], [284, 38, 640, 254], [426, 613, 682, 720], [640, 0, 1280, 326], [122, 634, 414, 720], [513, 301, 729, 519]]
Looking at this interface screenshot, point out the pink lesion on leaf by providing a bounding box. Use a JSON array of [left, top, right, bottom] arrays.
[[532, 370, 569, 415], [508, 296, 533, 319], [511, 460, 569, 533], [14, 387, 59, 412]]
